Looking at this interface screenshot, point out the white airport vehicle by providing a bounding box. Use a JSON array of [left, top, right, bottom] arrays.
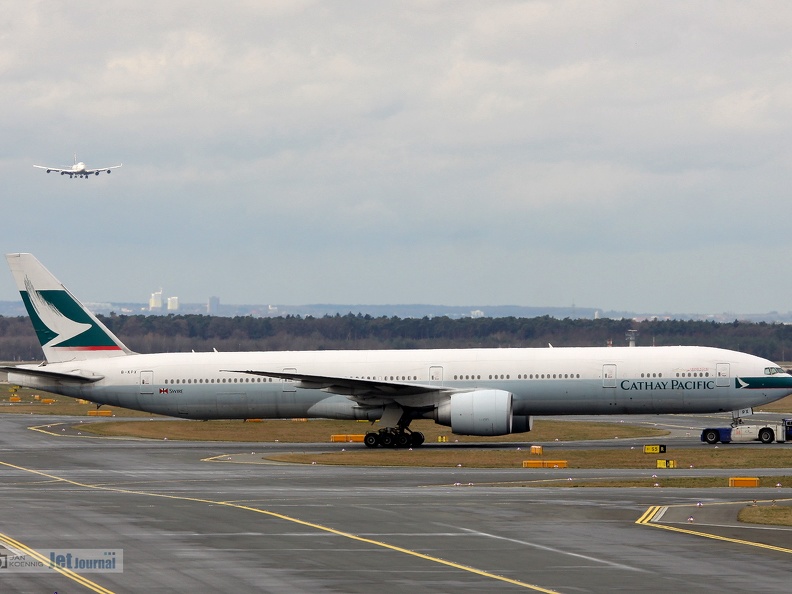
[[701, 418, 792, 444]]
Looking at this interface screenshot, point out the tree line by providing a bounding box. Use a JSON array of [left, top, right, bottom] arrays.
[[2, 313, 792, 362]]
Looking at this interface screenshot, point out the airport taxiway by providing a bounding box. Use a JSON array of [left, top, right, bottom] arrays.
[[0, 414, 790, 593]]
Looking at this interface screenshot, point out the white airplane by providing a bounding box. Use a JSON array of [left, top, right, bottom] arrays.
[[4, 253, 792, 448], [33, 154, 122, 178]]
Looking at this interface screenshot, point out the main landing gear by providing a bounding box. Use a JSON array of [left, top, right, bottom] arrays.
[[364, 427, 425, 448], [363, 404, 427, 448]]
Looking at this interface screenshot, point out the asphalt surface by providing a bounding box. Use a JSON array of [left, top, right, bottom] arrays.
[[0, 413, 790, 593]]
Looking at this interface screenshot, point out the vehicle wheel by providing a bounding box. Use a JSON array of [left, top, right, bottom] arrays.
[[411, 431, 425, 447], [379, 432, 395, 448], [704, 430, 719, 445], [759, 428, 774, 444], [364, 432, 379, 448]]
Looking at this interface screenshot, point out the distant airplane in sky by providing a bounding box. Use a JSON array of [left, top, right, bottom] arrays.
[[33, 154, 122, 178]]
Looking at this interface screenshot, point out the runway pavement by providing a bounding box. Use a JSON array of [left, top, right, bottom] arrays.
[[0, 414, 790, 593]]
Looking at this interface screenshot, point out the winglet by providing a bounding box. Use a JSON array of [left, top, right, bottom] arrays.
[[6, 253, 134, 362]]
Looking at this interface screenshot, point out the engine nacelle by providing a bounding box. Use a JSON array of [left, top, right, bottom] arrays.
[[434, 390, 530, 436]]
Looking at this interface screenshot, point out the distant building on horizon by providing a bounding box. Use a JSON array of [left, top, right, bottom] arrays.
[[167, 296, 179, 312], [207, 296, 220, 315], [149, 289, 163, 311]]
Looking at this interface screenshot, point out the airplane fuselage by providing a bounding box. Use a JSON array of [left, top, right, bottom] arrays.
[[10, 346, 789, 424]]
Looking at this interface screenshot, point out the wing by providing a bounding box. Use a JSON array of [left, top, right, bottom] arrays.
[[223, 369, 454, 408], [33, 165, 69, 173], [83, 164, 122, 174]]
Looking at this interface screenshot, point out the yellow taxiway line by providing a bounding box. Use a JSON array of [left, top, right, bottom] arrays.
[[0, 459, 559, 593], [0, 532, 114, 594], [636, 503, 792, 555]]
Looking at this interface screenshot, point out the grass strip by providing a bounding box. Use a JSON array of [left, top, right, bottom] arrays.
[[264, 447, 792, 469], [76, 418, 666, 443], [738, 505, 792, 526], [512, 477, 792, 488]]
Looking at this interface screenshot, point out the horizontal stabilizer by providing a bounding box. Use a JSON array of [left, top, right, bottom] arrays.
[[1, 366, 104, 383]]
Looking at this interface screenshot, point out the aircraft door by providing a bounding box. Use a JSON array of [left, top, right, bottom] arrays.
[[602, 364, 617, 388], [716, 363, 730, 387], [282, 367, 297, 392], [139, 371, 154, 394], [429, 366, 443, 384]]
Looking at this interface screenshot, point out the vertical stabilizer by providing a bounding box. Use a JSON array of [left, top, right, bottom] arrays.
[[6, 253, 133, 362]]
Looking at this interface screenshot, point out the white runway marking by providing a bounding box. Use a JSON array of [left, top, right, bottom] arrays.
[[452, 525, 646, 572]]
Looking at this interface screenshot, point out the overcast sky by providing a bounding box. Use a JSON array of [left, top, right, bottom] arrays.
[[3, 1, 792, 314]]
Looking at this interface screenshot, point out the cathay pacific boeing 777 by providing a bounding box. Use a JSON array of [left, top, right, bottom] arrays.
[[5, 253, 792, 447]]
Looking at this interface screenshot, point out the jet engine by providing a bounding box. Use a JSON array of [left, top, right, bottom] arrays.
[[433, 390, 532, 436]]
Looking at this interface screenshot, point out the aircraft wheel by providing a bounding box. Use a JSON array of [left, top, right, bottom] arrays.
[[411, 432, 425, 447], [395, 432, 411, 448], [379, 432, 395, 448], [364, 432, 379, 448], [703, 430, 719, 445], [759, 428, 774, 444]]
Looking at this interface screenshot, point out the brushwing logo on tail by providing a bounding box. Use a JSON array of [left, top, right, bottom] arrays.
[[22, 276, 120, 351], [24, 277, 91, 347]]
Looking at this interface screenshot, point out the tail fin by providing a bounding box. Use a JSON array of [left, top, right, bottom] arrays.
[[6, 253, 133, 362]]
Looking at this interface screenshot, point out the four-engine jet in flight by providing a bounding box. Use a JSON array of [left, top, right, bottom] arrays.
[[34, 154, 122, 178]]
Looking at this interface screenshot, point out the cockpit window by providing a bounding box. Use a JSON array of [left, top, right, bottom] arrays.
[[764, 366, 786, 375]]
